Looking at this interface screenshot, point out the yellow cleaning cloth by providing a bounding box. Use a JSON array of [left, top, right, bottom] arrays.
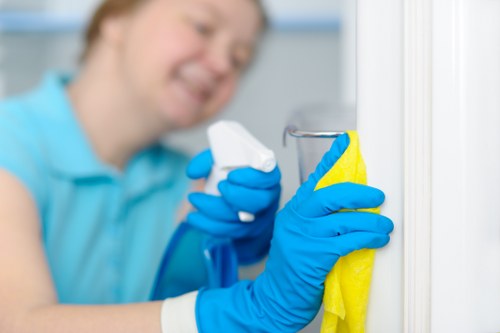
[[317, 131, 380, 333]]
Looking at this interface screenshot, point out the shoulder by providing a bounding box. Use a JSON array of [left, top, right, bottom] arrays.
[[0, 87, 47, 153], [0, 92, 38, 124], [0, 92, 46, 163], [0, 93, 49, 212], [0, 72, 71, 171]]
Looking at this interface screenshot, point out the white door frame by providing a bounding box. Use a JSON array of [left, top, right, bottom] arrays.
[[357, 0, 404, 330], [403, 0, 433, 331]]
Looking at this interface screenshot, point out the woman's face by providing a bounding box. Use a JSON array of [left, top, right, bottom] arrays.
[[110, 0, 262, 129]]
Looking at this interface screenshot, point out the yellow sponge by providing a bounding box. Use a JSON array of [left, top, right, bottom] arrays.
[[317, 131, 379, 333]]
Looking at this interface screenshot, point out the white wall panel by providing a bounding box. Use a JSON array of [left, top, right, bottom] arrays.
[[431, 0, 500, 332]]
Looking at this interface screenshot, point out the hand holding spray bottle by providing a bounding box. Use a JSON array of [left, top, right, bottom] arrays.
[[152, 120, 278, 299], [205, 120, 276, 222]]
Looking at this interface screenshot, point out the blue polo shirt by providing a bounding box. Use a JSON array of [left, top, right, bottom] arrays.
[[0, 73, 191, 304]]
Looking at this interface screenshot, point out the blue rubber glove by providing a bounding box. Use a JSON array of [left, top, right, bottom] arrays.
[[195, 134, 394, 332], [186, 149, 281, 264]]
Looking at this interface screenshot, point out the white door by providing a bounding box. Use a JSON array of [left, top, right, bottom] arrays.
[[358, 0, 500, 332], [431, 0, 500, 332]]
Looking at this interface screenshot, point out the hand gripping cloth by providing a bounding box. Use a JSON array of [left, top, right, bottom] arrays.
[[317, 131, 380, 333]]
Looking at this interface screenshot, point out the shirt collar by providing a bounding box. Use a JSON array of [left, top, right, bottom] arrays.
[[26, 72, 187, 198], [123, 144, 188, 199]]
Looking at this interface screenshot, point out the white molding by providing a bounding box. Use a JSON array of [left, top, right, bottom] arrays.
[[357, 0, 404, 329], [403, 0, 433, 331]]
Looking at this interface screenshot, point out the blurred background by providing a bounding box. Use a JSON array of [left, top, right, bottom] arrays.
[[0, 2, 356, 331], [0, 0, 356, 203]]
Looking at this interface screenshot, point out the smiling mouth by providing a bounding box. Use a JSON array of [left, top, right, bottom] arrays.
[[175, 76, 213, 108]]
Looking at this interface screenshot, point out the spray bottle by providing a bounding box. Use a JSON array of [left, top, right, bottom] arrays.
[[205, 120, 276, 222], [151, 121, 276, 299]]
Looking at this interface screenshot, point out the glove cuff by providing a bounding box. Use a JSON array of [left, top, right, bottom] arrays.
[[161, 291, 199, 333]]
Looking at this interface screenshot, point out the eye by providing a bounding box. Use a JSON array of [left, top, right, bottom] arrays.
[[193, 20, 214, 37]]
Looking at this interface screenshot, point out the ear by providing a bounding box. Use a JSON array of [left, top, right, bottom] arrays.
[[100, 13, 130, 49]]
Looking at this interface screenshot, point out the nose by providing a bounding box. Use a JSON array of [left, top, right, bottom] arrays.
[[204, 39, 233, 78]]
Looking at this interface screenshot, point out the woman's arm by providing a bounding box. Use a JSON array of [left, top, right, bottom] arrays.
[[0, 170, 163, 333]]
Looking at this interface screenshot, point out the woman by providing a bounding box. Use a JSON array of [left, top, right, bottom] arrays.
[[0, 0, 393, 332]]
